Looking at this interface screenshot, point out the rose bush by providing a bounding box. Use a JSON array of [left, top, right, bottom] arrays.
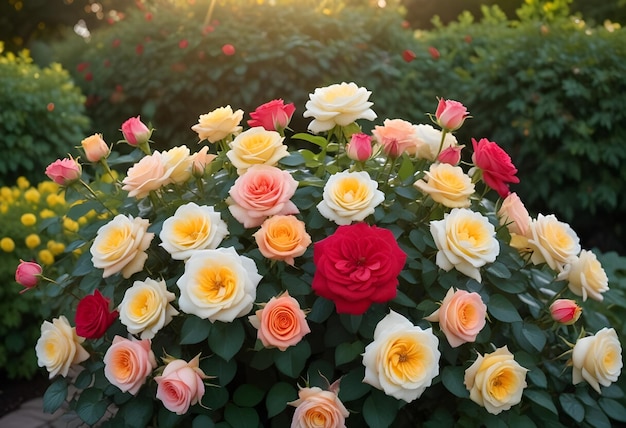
[[24, 83, 624, 427]]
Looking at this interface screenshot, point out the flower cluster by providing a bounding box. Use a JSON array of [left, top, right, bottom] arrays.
[[26, 83, 623, 427]]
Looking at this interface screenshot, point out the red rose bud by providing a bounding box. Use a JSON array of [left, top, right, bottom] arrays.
[[121, 116, 152, 147], [15, 260, 42, 293], [435, 98, 469, 132], [471, 137, 520, 198], [45, 157, 82, 185], [179, 39, 188, 49], [550, 299, 582, 325], [428, 46, 440, 60], [222, 44, 236, 56], [345, 133, 373, 162], [402, 49, 416, 63], [75, 290, 119, 339], [438, 145, 464, 165], [247, 99, 296, 132]]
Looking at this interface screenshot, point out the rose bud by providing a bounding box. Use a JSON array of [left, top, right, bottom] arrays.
[[247, 99, 296, 132], [81, 133, 110, 163], [437, 144, 464, 165], [15, 260, 43, 293], [345, 133, 373, 162], [550, 299, 582, 325], [121, 116, 152, 147], [435, 98, 469, 132], [45, 157, 82, 186]]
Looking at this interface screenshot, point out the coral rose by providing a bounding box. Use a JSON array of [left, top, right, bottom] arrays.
[[226, 127, 289, 174], [155, 355, 208, 415], [103, 336, 156, 395], [191, 105, 243, 143], [253, 215, 311, 265], [289, 383, 349, 428], [35, 316, 90, 378], [558, 249, 609, 301], [572, 328, 622, 393], [414, 162, 475, 208], [75, 289, 118, 339], [471, 138, 519, 198]]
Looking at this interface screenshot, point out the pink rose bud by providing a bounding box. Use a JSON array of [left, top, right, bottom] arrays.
[[550, 299, 582, 325], [247, 99, 296, 132], [345, 133, 373, 162], [437, 144, 463, 165], [16, 260, 43, 293], [45, 157, 82, 185], [81, 133, 110, 163], [435, 98, 469, 132], [121, 116, 152, 146]]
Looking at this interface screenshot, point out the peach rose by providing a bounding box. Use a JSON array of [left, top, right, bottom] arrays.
[[572, 328, 622, 393], [372, 118, 420, 158], [253, 215, 311, 265], [35, 316, 90, 379], [103, 336, 157, 395], [191, 105, 243, 143], [122, 151, 168, 199], [289, 383, 349, 428], [425, 287, 487, 347], [558, 249, 609, 302], [248, 292, 311, 351], [81, 133, 110, 162], [90, 214, 154, 279], [498, 192, 531, 237], [190, 146, 216, 177], [414, 162, 475, 208], [226, 127, 289, 174], [155, 355, 208, 415], [162, 146, 193, 185], [528, 214, 581, 272], [227, 165, 299, 228]]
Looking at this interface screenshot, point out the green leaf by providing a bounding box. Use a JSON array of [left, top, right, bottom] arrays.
[[208, 320, 244, 361], [202, 355, 238, 386], [279, 152, 305, 167], [584, 404, 612, 428], [441, 366, 470, 398], [121, 395, 153, 428], [158, 406, 183, 428], [599, 398, 626, 422], [43, 377, 68, 414], [488, 294, 522, 322], [520, 322, 547, 352], [485, 261, 511, 279], [292, 133, 328, 148], [334, 341, 364, 366], [524, 389, 558, 415], [224, 403, 260, 428], [202, 384, 229, 410], [274, 341, 311, 378], [392, 289, 417, 307], [180, 315, 212, 345], [75, 388, 109, 426], [192, 415, 215, 428], [394, 185, 419, 200], [339, 313, 361, 333], [233, 384, 265, 408], [75, 369, 93, 389], [72, 250, 95, 277], [559, 393, 585, 423], [363, 390, 398, 428], [397, 155, 416, 182], [266, 382, 297, 418], [307, 297, 335, 323], [338, 366, 371, 402]]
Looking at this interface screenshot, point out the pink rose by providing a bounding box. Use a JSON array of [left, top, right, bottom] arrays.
[[345, 133, 372, 162], [372, 118, 420, 158], [81, 133, 110, 162], [437, 144, 464, 165], [249, 292, 311, 351], [121, 116, 152, 146], [103, 336, 156, 395], [15, 260, 42, 293], [45, 158, 82, 185], [289, 381, 349, 428], [471, 138, 520, 198], [435, 98, 469, 131], [549, 299, 582, 325], [121, 151, 168, 199], [227, 164, 299, 228], [247, 99, 296, 132], [498, 192, 531, 237], [155, 355, 207, 415], [425, 288, 487, 347]]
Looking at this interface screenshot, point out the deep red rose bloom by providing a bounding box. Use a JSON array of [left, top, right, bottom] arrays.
[[75, 290, 118, 339], [312, 223, 407, 315], [471, 137, 520, 198]]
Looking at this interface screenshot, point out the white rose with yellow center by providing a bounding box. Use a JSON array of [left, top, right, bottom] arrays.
[[226, 127, 289, 175], [317, 170, 384, 225], [191, 105, 243, 143], [430, 208, 500, 282], [35, 316, 90, 378], [176, 247, 262, 322], [464, 346, 528, 415], [162, 146, 193, 185], [159, 202, 228, 260], [118, 277, 179, 340], [90, 214, 154, 279], [572, 327, 622, 393], [362, 310, 440, 403], [558, 249, 609, 302], [528, 213, 581, 272], [303, 82, 377, 134], [410, 124, 457, 160], [414, 163, 475, 208]]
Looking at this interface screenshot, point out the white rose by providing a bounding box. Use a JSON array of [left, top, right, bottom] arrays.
[[558, 249, 609, 302], [90, 214, 154, 279], [528, 213, 581, 272], [162, 146, 193, 185], [176, 247, 262, 322], [226, 127, 289, 175], [414, 162, 475, 208], [411, 124, 457, 160], [362, 310, 440, 403], [303, 82, 377, 134], [118, 277, 179, 339], [430, 208, 500, 282], [159, 202, 228, 260], [191, 105, 243, 143], [35, 316, 89, 378], [572, 328, 622, 393], [317, 170, 384, 225]]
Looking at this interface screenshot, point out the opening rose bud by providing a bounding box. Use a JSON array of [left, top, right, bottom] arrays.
[[81, 133, 110, 163], [247, 99, 296, 132], [121, 116, 152, 147], [435, 99, 469, 132], [45, 157, 82, 186], [345, 133, 373, 162], [16, 260, 43, 293], [437, 145, 463, 165], [550, 299, 582, 325]]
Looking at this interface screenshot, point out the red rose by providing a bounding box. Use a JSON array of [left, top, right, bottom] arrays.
[[312, 223, 407, 315], [471, 137, 520, 198], [247, 99, 296, 132], [75, 290, 118, 339]]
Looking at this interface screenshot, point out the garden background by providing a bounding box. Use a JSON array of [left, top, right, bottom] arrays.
[[1, 0, 625, 422]]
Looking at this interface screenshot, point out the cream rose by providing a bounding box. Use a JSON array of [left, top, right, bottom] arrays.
[[558, 249, 609, 302], [253, 215, 311, 266], [410, 124, 457, 160], [414, 162, 475, 208], [176, 247, 262, 322], [159, 202, 228, 260], [226, 127, 289, 175], [289, 384, 349, 428], [103, 335, 157, 395], [362, 310, 440, 403], [430, 208, 500, 282], [498, 192, 531, 237], [317, 170, 384, 225], [303, 82, 376, 134], [90, 214, 154, 279], [572, 328, 622, 393], [118, 277, 179, 339], [35, 316, 90, 378], [122, 151, 169, 199], [528, 213, 581, 272], [191, 105, 244, 143], [162, 146, 193, 185], [464, 346, 528, 415]]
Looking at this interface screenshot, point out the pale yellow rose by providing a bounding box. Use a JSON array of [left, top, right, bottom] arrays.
[[118, 277, 179, 339], [572, 328, 622, 393], [464, 346, 528, 415], [226, 127, 289, 175], [362, 310, 440, 402], [90, 214, 154, 278], [317, 170, 384, 225], [191, 105, 243, 143], [162, 146, 193, 185], [35, 316, 90, 378], [414, 163, 475, 208], [558, 249, 609, 301], [528, 214, 581, 272], [122, 151, 168, 199], [430, 208, 500, 282], [410, 124, 457, 160]]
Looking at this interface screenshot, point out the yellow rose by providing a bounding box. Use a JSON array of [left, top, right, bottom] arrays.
[[38, 249, 55, 266], [35, 316, 90, 378], [1, 237, 15, 252], [226, 127, 289, 175], [464, 346, 528, 415], [528, 213, 580, 272], [21, 213, 37, 227], [414, 162, 475, 208], [558, 249, 609, 302], [25, 233, 41, 249], [572, 328, 622, 393], [24, 188, 41, 204], [162, 146, 193, 185], [191, 105, 244, 143]]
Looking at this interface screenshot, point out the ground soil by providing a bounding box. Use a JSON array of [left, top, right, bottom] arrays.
[[0, 373, 49, 417]]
